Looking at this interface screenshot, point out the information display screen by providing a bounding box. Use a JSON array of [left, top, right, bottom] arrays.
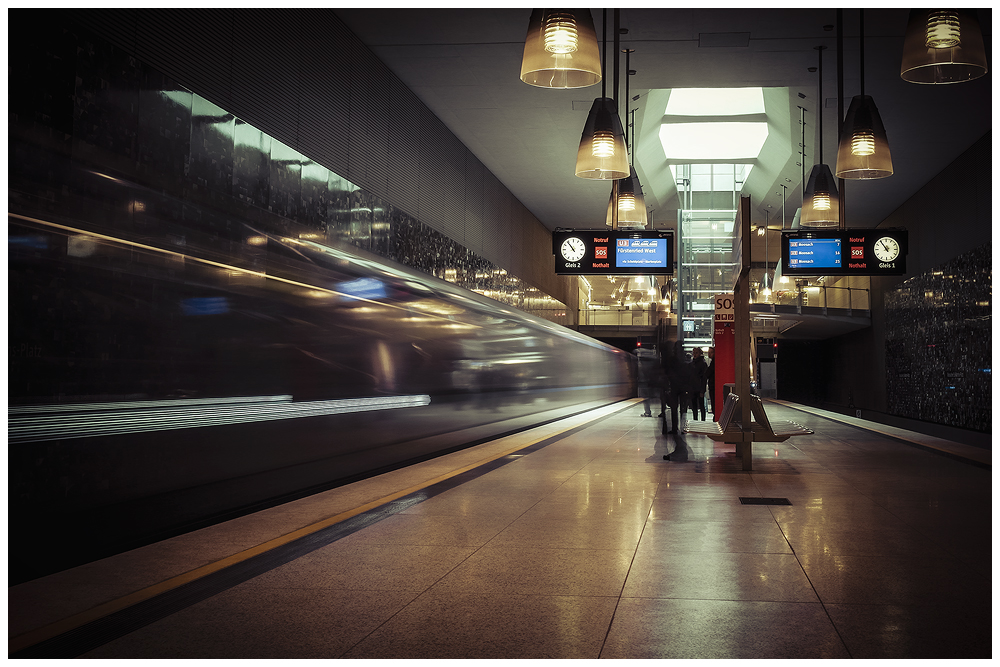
[[787, 237, 843, 270], [554, 230, 674, 275], [615, 237, 669, 268], [781, 229, 907, 276]]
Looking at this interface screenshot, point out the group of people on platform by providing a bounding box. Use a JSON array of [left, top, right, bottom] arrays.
[[635, 342, 715, 434]]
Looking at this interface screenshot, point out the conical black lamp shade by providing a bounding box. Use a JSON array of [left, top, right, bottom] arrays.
[[836, 95, 893, 179], [901, 9, 988, 83], [800, 164, 840, 228], [576, 98, 629, 180], [606, 167, 647, 227], [520, 9, 602, 88]]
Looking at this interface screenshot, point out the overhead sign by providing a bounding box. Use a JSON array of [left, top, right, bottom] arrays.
[[553, 230, 674, 275], [781, 228, 907, 276]]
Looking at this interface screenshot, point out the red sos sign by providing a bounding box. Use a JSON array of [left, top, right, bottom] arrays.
[[595, 246, 608, 259], [851, 246, 864, 258]]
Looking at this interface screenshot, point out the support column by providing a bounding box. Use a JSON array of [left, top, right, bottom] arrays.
[[733, 196, 754, 470]]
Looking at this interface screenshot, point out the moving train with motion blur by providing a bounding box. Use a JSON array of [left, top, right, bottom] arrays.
[[9, 155, 636, 584]]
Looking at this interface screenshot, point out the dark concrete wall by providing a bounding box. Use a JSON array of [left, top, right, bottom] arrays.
[[778, 132, 991, 438], [52, 8, 575, 310]]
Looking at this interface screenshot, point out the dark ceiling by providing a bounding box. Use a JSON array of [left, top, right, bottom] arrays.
[[336, 8, 991, 241]]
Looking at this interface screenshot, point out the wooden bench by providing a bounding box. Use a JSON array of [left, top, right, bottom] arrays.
[[683, 392, 741, 441], [747, 394, 813, 442]]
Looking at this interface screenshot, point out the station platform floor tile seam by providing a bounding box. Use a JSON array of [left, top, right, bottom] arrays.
[[8, 399, 642, 658], [10, 398, 991, 659]]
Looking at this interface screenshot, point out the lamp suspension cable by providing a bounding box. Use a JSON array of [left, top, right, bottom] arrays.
[[837, 9, 845, 229], [853, 10, 874, 157], [817, 46, 825, 167], [836, 9, 893, 180], [601, 9, 607, 98], [593, 11, 613, 158], [612, 9, 619, 228], [623, 49, 630, 148], [619, 48, 635, 213], [800, 45, 840, 228], [613, 9, 620, 113], [859, 10, 865, 96], [575, 8, 628, 180], [606, 42, 646, 228]]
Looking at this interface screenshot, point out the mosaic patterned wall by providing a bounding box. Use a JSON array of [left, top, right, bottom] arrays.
[[884, 244, 991, 432], [11, 18, 570, 325]]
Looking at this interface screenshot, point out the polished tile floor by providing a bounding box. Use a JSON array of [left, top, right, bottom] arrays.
[[10, 400, 992, 659]]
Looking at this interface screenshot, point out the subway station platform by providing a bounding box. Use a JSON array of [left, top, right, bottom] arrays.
[[9, 399, 992, 659]]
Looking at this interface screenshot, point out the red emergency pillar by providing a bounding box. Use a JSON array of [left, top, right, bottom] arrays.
[[713, 299, 736, 422]]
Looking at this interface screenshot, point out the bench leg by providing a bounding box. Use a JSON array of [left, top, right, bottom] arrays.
[[736, 441, 753, 471]]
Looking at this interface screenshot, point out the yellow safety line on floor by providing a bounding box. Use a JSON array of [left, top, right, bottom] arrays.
[[9, 399, 640, 654]]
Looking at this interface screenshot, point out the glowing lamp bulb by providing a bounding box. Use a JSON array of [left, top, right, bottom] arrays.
[[812, 192, 832, 211], [592, 130, 615, 158], [618, 192, 636, 212], [543, 13, 578, 54], [925, 11, 961, 48], [851, 129, 876, 156]]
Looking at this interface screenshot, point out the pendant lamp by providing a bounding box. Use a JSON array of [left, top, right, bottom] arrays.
[[606, 167, 647, 227], [837, 10, 892, 179], [801, 166, 840, 228], [576, 98, 629, 179], [901, 9, 988, 84], [520, 9, 602, 88], [801, 46, 840, 228], [575, 10, 629, 180], [606, 48, 646, 226], [836, 95, 892, 178]]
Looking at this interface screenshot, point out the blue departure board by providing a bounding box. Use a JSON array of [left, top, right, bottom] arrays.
[[553, 230, 674, 275], [780, 229, 907, 277], [615, 238, 668, 268], [787, 238, 842, 269]]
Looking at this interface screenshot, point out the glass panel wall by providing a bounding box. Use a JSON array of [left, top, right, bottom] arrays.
[[673, 164, 746, 353]]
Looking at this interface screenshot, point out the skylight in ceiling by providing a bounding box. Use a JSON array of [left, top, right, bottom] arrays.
[[665, 88, 765, 116], [659, 122, 768, 160], [670, 164, 753, 192]]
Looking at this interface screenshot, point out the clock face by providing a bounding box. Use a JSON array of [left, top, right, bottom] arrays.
[[560, 237, 587, 262], [873, 236, 900, 262]]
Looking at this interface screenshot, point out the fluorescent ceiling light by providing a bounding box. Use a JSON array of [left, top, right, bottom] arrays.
[[660, 122, 768, 160], [665, 88, 765, 116]]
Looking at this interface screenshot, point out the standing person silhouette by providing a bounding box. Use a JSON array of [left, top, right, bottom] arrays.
[[661, 343, 685, 434], [635, 347, 658, 417]]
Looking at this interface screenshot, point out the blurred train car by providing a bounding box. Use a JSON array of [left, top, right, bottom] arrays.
[[9, 158, 635, 583]]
